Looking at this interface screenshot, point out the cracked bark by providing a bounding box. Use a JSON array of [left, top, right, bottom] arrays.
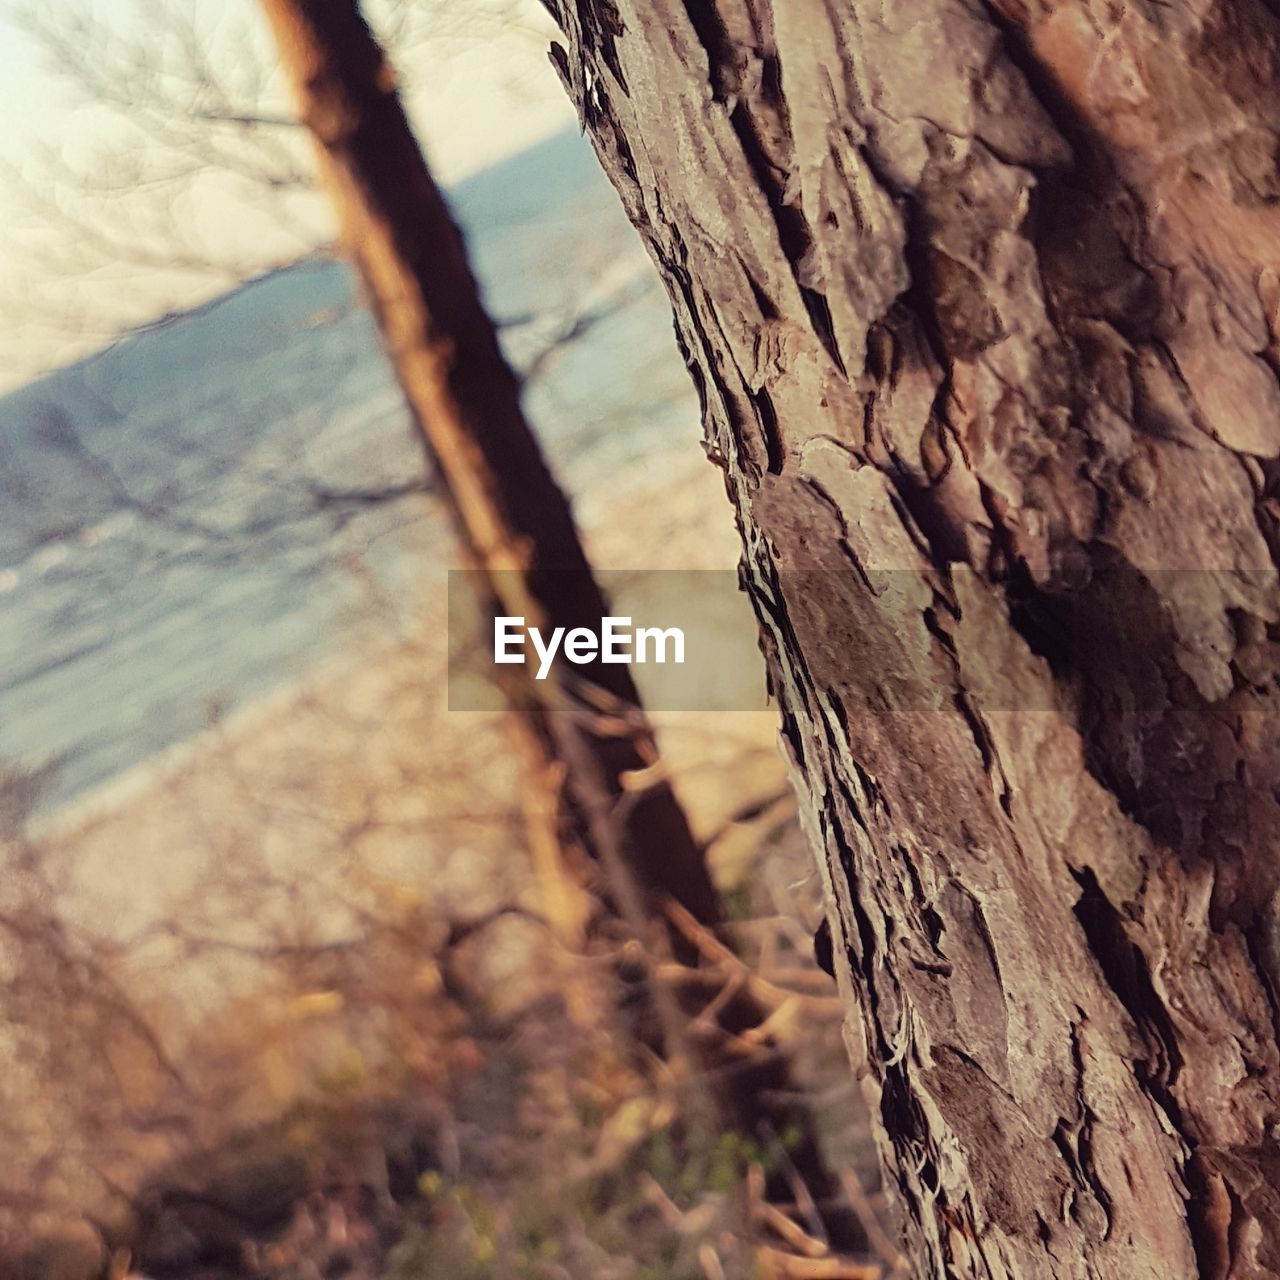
[[548, 0, 1280, 1274]]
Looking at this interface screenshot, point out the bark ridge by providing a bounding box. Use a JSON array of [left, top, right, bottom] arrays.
[[547, 0, 1280, 1274]]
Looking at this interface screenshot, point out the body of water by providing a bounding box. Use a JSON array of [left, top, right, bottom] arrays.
[[0, 129, 700, 811]]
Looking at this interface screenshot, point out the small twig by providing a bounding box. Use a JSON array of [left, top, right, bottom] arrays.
[[690, 968, 748, 1033], [840, 1170, 908, 1274], [770, 1127, 828, 1245], [640, 1173, 686, 1230], [753, 1194, 829, 1258], [756, 967, 843, 990], [699, 1242, 728, 1280], [654, 955, 845, 1020], [755, 1247, 881, 1279]]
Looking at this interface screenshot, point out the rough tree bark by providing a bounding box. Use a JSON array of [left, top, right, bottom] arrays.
[[257, 0, 850, 1233], [548, 1, 1280, 1275]]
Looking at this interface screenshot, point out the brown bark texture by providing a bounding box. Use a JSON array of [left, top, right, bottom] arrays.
[[257, 1, 849, 1227], [547, 0, 1280, 1275]]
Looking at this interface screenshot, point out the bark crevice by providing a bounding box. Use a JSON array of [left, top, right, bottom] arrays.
[[551, 0, 1280, 1270]]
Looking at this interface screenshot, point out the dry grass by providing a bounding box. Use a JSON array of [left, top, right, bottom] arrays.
[[0, 447, 899, 1278]]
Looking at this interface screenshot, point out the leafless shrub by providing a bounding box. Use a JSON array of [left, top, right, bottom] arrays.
[[0, 0, 551, 377]]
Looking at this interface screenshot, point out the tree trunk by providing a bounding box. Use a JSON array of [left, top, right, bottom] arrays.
[[258, 1, 850, 1236], [549, 1, 1280, 1275], [257, 0, 721, 931]]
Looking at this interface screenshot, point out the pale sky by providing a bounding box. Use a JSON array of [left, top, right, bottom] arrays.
[[0, 0, 578, 390]]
